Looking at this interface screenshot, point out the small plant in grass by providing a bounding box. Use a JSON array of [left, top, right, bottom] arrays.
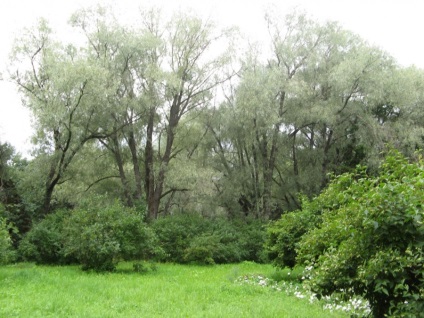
[[133, 262, 148, 273], [133, 261, 158, 273], [270, 265, 305, 283]]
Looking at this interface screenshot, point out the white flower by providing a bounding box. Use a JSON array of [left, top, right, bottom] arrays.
[[294, 291, 305, 299]]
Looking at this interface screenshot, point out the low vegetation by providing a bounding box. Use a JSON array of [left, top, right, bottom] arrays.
[[0, 262, 351, 317]]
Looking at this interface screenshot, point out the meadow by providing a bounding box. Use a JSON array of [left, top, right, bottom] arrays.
[[0, 262, 350, 317]]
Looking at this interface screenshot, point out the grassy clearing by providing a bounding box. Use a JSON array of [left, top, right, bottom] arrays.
[[0, 262, 348, 317]]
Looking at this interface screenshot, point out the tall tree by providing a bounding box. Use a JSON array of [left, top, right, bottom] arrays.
[[207, 11, 398, 219], [10, 19, 112, 214], [142, 12, 236, 219], [70, 7, 236, 219]]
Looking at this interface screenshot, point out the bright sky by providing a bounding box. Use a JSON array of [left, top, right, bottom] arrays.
[[1, 0, 424, 156]]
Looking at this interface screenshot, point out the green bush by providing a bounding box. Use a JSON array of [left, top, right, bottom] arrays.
[[265, 198, 320, 268], [183, 234, 217, 265], [64, 200, 163, 271], [18, 209, 73, 264], [265, 174, 361, 269], [236, 219, 268, 263], [152, 213, 209, 263], [0, 215, 16, 264], [296, 151, 424, 317], [182, 220, 243, 265]]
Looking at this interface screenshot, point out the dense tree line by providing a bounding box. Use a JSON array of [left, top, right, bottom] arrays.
[[1, 7, 424, 316], [3, 8, 423, 222]]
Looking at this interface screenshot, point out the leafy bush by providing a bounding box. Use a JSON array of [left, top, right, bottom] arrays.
[[199, 218, 244, 264], [0, 215, 16, 264], [265, 173, 362, 269], [183, 234, 217, 265], [152, 213, 209, 263], [227, 218, 268, 263], [296, 151, 424, 317], [64, 200, 163, 271], [182, 219, 245, 265], [265, 197, 321, 268], [18, 209, 73, 264]]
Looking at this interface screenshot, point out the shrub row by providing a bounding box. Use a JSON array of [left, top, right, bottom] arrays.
[[18, 199, 163, 271], [14, 199, 267, 270], [152, 213, 267, 265]]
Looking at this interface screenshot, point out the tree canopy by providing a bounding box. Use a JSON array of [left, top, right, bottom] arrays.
[[4, 7, 424, 221]]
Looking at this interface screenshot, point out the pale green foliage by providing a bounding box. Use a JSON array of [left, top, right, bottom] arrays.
[[9, 18, 119, 212], [7, 7, 424, 224], [64, 7, 238, 218], [206, 10, 414, 218]]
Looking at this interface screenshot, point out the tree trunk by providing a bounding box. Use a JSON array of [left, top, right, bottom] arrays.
[[127, 128, 143, 201], [111, 134, 133, 207], [145, 107, 157, 220], [42, 181, 56, 216], [321, 127, 333, 188], [145, 94, 180, 220]]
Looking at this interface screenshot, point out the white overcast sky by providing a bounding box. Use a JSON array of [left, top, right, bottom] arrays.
[[1, 0, 424, 156]]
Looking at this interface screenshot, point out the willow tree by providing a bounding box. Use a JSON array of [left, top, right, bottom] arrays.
[[208, 11, 399, 219], [139, 13, 235, 219], [68, 7, 237, 219], [68, 7, 161, 207], [10, 19, 113, 214]]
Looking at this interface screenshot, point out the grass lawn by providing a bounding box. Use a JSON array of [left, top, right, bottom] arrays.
[[0, 261, 348, 317]]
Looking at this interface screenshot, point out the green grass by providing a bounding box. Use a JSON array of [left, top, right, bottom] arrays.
[[0, 262, 348, 317]]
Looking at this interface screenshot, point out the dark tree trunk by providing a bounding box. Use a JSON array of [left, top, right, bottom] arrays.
[[111, 134, 133, 207], [145, 94, 180, 220], [127, 128, 143, 201], [145, 107, 157, 220], [321, 127, 333, 188]]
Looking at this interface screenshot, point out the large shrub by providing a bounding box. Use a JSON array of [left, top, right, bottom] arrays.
[[183, 218, 244, 264], [64, 200, 163, 271], [152, 213, 209, 263], [18, 209, 72, 264], [296, 151, 424, 317], [265, 196, 321, 268], [265, 170, 361, 269], [233, 218, 268, 263]]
